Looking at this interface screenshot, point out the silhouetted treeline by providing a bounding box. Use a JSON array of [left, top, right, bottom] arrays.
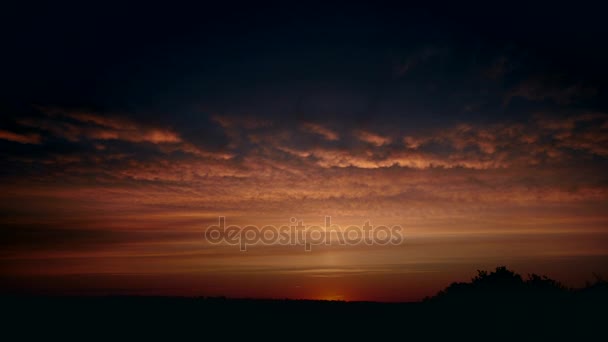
[[425, 266, 608, 304]]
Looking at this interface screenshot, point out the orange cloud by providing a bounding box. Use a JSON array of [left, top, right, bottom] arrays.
[[357, 130, 391, 146], [301, 122, 339, 141], [0, 130, 41, 144], [24, 109, 183, 145]]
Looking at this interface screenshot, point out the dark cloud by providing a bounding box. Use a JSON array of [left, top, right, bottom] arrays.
[[506, 77, 598, 105]]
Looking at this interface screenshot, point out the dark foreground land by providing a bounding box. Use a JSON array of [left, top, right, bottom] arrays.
[[3, 295, 606, 339], [3, 268, 607, 339]]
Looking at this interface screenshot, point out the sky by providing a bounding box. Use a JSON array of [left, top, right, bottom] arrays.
[[1, 2, 608, 301]]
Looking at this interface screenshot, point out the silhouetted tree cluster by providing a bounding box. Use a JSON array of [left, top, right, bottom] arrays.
[[425, 266, 608, 304]]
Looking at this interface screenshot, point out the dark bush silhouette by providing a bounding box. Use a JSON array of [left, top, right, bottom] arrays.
[[526, 273, 567, 293], [579, 273, 608, 301], [425, 266, 607, 306]]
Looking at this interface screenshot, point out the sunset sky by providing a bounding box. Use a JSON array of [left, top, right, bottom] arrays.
[[1, 3, 607, 301]]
